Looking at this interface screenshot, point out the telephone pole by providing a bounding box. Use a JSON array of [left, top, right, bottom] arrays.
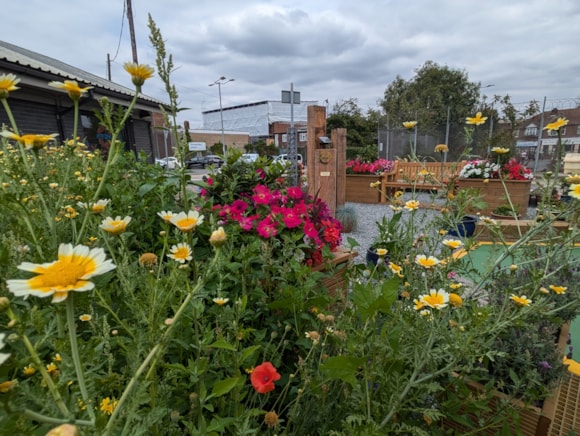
[[126, 0, 138, 64]]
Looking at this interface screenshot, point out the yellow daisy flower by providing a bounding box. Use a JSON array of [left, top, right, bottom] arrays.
[[48, 80, 93, 101], [415, 255, 440, 269], [23, 364, 36, 376], [157, 210, 174, 222], [0, 73, 21, 98], [510, 294, 532, 307], [79, 314, 92, 322], [491, 147, 510, 154], [90, 199, 110, 214], [434, 143, 448, 153], [0, 131, 58, 150], [6, 243, 116, 303], [100, 216, 132, 235], [403, 121, 417, 129], [449, 293, 463, 307], [465, 112, 487, 125], [442, 239, 463, 250], [138, 253, 158, 267], [212, 297, 230, 306], [543, 117, 568, 131], [169, 210, 204, 232], [388, 262, 403, 277], [404, 200, 420, 211], [168, 243, 193, 264], [449, 283, 463, 290], [375, 248, 388, 257], [419, 289, 449, 310], [123, 62, 155, 87], [568, 184, 580, 200], [99, 397, 118, 415], [549, 285, 567, 295]]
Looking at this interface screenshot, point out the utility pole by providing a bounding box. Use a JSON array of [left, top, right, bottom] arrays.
[[126, 0, 138, 64]]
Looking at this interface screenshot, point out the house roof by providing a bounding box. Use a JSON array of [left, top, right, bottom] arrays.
[[0, 40, 165, 108]]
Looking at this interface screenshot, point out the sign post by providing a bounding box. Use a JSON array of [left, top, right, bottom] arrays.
[[282, 84, 301, 186]]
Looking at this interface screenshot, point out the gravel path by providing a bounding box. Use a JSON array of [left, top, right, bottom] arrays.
[[341, 193, 538, 264]]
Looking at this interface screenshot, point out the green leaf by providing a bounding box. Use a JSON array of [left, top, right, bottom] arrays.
[[208, 339, 237, 351], [239, 345, 261, 363], [320, 355, 364, 387], [207, 377, 243, 399]]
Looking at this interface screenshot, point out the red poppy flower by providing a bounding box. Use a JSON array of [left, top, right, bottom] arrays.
[[250, 362, 281, 394]]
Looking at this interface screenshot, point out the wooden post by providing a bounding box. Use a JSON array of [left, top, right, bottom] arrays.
[[334, 128, 347, 207], [306, 106, 327, 196]]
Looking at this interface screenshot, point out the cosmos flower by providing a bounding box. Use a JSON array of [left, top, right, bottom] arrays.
[[6, 244, 116, 303]]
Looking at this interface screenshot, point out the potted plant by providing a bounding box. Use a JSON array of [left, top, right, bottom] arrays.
[[345, 158, 394, 203], [335, 204, 357, 233], [457, 146, 534, 215], [491, 203, 521, 220]]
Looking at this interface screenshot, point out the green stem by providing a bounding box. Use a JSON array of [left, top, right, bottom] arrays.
[[104, 251, 220, 434], [1, 98, 20, 134], [66, 294, 96, 422], [19, 332, 71, 417], [21, 408, 93, 427]]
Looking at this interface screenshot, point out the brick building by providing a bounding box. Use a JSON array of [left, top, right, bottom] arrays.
[[516, 107, 580, 158]]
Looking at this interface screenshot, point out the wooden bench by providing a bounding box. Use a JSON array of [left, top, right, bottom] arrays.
[[380, 160, 466, 202]]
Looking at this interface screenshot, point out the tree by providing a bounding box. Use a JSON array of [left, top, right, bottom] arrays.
[[327, 98, 379, 159], [381, 61, 482, 158]]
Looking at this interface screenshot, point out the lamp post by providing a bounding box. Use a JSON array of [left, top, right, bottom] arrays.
[[209, 76, 234, 155]]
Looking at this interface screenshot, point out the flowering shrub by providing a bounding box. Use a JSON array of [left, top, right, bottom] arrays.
[[459, 157, 533, 180], [198, 155, 342, 266], [346, 158, 394, 175]]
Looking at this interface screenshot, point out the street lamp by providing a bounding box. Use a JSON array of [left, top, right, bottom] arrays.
[[209, 76, 235, 155]]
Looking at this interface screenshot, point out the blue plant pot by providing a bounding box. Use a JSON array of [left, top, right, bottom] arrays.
[[447, 215, 478, 237]]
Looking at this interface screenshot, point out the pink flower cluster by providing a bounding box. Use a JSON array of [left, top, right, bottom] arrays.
[[214, 184, 342, 266], [346, 158, 394, 175]]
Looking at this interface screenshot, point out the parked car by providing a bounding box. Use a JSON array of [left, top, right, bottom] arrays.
[[273, 153, 303, 165], [186, 156, 205, 169], [204, 155, 224, 167], [155, 156, 181, 169], [241, 153, 259, 163]]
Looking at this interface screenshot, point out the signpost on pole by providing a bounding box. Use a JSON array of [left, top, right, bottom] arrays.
[[282, 84, 300, 186]]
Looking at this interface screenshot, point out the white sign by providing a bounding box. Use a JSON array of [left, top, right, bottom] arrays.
[[188, 142, 207, 151]]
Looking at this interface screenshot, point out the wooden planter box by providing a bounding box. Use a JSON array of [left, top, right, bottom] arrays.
[[345, 174, 381, 204], [311, 248, 357, 305], [456, 178, 531, 215], [441, 323, 571, 435]]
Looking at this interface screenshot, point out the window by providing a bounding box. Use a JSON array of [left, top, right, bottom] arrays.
[[548, 127, 566, 137], [299, 132, 307, 142], [282, 134, 288, 143], [576, 125, 580, 135], [524, 124, 537, 137]]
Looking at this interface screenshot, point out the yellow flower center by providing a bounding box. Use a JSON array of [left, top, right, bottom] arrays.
[[29, 256, 95, 292]]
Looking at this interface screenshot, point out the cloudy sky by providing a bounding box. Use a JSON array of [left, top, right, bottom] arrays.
[[3, 0, 580, 126]]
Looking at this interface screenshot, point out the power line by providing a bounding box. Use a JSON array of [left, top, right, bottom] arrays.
[[110, 0, 126, 63]]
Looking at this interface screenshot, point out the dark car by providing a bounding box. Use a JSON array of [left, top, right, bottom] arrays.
[[204, 155, 224, 167], [186, 156, 205, 169]]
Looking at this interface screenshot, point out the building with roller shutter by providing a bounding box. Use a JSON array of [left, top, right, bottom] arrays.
[[0, 40, 169, 161]]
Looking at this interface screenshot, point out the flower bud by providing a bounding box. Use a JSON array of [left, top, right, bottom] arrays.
[[0, 297, 10, 311], [209, 226, 227, 247]]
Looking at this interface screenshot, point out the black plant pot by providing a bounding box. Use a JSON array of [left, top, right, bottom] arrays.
[[447, 215, 478, 237], [366, 248, 390, 266]]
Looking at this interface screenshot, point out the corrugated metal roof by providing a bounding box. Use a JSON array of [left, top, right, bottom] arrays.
[[0, 40, 165, 106]]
